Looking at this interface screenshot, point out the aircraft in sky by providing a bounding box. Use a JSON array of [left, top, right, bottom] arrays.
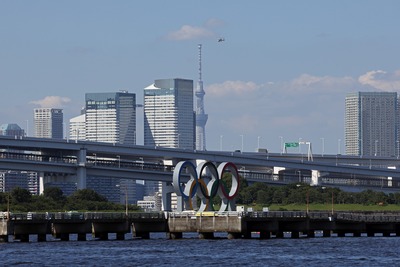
[[218, 37, 225, 42]]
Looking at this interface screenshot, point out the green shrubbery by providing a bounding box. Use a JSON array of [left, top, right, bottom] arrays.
[[0, 187, 140, 212], [237, 181, 399, 206]]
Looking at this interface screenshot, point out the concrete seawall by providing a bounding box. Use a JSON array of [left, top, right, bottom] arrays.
[[2, 211, 400, 242]]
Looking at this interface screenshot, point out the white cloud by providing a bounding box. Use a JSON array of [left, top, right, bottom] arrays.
[[224, 114, 259, 134], [288, 74, 357, 93], [166, 25, 215, 41], [30, 96, 71, 108], [204, 18, 224, 28], [358, 70, 400, 91], [205, 70, 400, 152], [207, 80, 261, 97]]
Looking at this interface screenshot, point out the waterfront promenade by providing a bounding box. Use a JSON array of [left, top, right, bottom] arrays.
[[2, 211, 400, 242]]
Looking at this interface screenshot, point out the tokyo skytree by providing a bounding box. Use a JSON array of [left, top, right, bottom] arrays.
[[195, 44, 208, 151]]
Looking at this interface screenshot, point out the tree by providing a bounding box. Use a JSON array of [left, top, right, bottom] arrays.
[[70, 189, 108, 202], [11, 187, 32, 203], [256, 190, 271, 205], [43, 187, 66, 203]]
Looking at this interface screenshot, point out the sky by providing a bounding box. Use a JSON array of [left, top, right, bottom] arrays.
[[1, 0, 400, 155]]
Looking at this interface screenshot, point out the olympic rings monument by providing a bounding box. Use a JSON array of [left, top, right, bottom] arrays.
[[170, 160, 240, 212]]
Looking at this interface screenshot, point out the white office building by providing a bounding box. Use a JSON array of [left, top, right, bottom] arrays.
[[84, 91, 137, 204], [69, 113, 86, 141], [143, 79, 194, 209], [34, 108, 63, 139], [144, 78, 195, 149], [85, 92, 136, 145]]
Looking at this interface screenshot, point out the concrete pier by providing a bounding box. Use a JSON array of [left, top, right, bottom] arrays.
[[2, 211, 400, 242]]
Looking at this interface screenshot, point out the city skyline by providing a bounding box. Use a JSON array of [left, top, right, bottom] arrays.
[[1, 1, 400, 154]]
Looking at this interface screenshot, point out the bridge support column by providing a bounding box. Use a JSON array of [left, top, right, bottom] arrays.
[[275, 231, 284, 238], [353, 231, 361, 237], [39, 172, 45, 195], [311, 170, 320, 186], [307, 230, 315, 238], [77, 233, 86, 241], [76, 148, 87, 190], [161, 182, 174, 211], [116, 232, 125, 240], [167, 232, 182, 239], [176, 196, 184, 212], [291, 231, 300, 239], [37, 234, 46, 242], [227, 232, 241, 239], [0, 235, 8, 243], [273, 167, 285, 180], [198, 232, 214, 239], [260, 231, 271, 239], [323, 230, 331, 237]]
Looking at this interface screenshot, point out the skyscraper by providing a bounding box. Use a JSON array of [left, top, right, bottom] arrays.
[[144, 78, 195, 149], [34, 108, 63, 139], [345, 92, 398, 157], [84, 91, 137, 204], [69, 113, 86, 141], [85, 91, 136, 145], [0, 124, 36, 195], [0, 123, 25, 137], [144, 78, 195, 204]]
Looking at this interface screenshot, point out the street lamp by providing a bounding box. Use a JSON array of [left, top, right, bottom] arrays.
[[320, 137, 325, 156], [7, 192, 10, 220], [322, 187, 334, 216], [299, 138, 302, 153], [279, 136, 283, 154], [374, 140, 378, 157], [296, 184, 309, 215], [116, 184, 128, 216], [296, 170, 301, 183], [338, 139, 341, 155]]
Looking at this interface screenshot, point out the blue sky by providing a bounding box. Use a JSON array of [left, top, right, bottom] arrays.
[[1, 0, 400, 154]]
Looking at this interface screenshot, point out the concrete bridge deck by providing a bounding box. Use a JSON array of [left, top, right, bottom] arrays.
[[2, 211, 400, 242]]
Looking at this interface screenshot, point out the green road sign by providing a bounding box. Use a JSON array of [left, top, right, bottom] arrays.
[[285, 142, 299, 148]]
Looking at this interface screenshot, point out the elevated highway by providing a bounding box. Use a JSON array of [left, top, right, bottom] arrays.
[[1, 136, 400, 193]]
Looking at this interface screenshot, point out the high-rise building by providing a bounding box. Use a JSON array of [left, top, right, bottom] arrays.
[[69, 113, 86, 141], [0, 171, 29, 193], [0, 123, 25, 137], [85, 91, 136, 145], [144, 78, 194, 207], [144, 78, 195, 149], [345, 92, 398, 157], [0, 124, 37, 195], [84, 91, 137, 204], [34, 108, 63, 139]]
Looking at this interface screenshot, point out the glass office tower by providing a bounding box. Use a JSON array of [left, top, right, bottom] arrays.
[[345, 92, 398, 157], [85, 91, 136, 145]]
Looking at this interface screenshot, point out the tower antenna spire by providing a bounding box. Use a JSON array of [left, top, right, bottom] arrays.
[[195, 44, 208, 151], [198, 44, 202, 82]]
